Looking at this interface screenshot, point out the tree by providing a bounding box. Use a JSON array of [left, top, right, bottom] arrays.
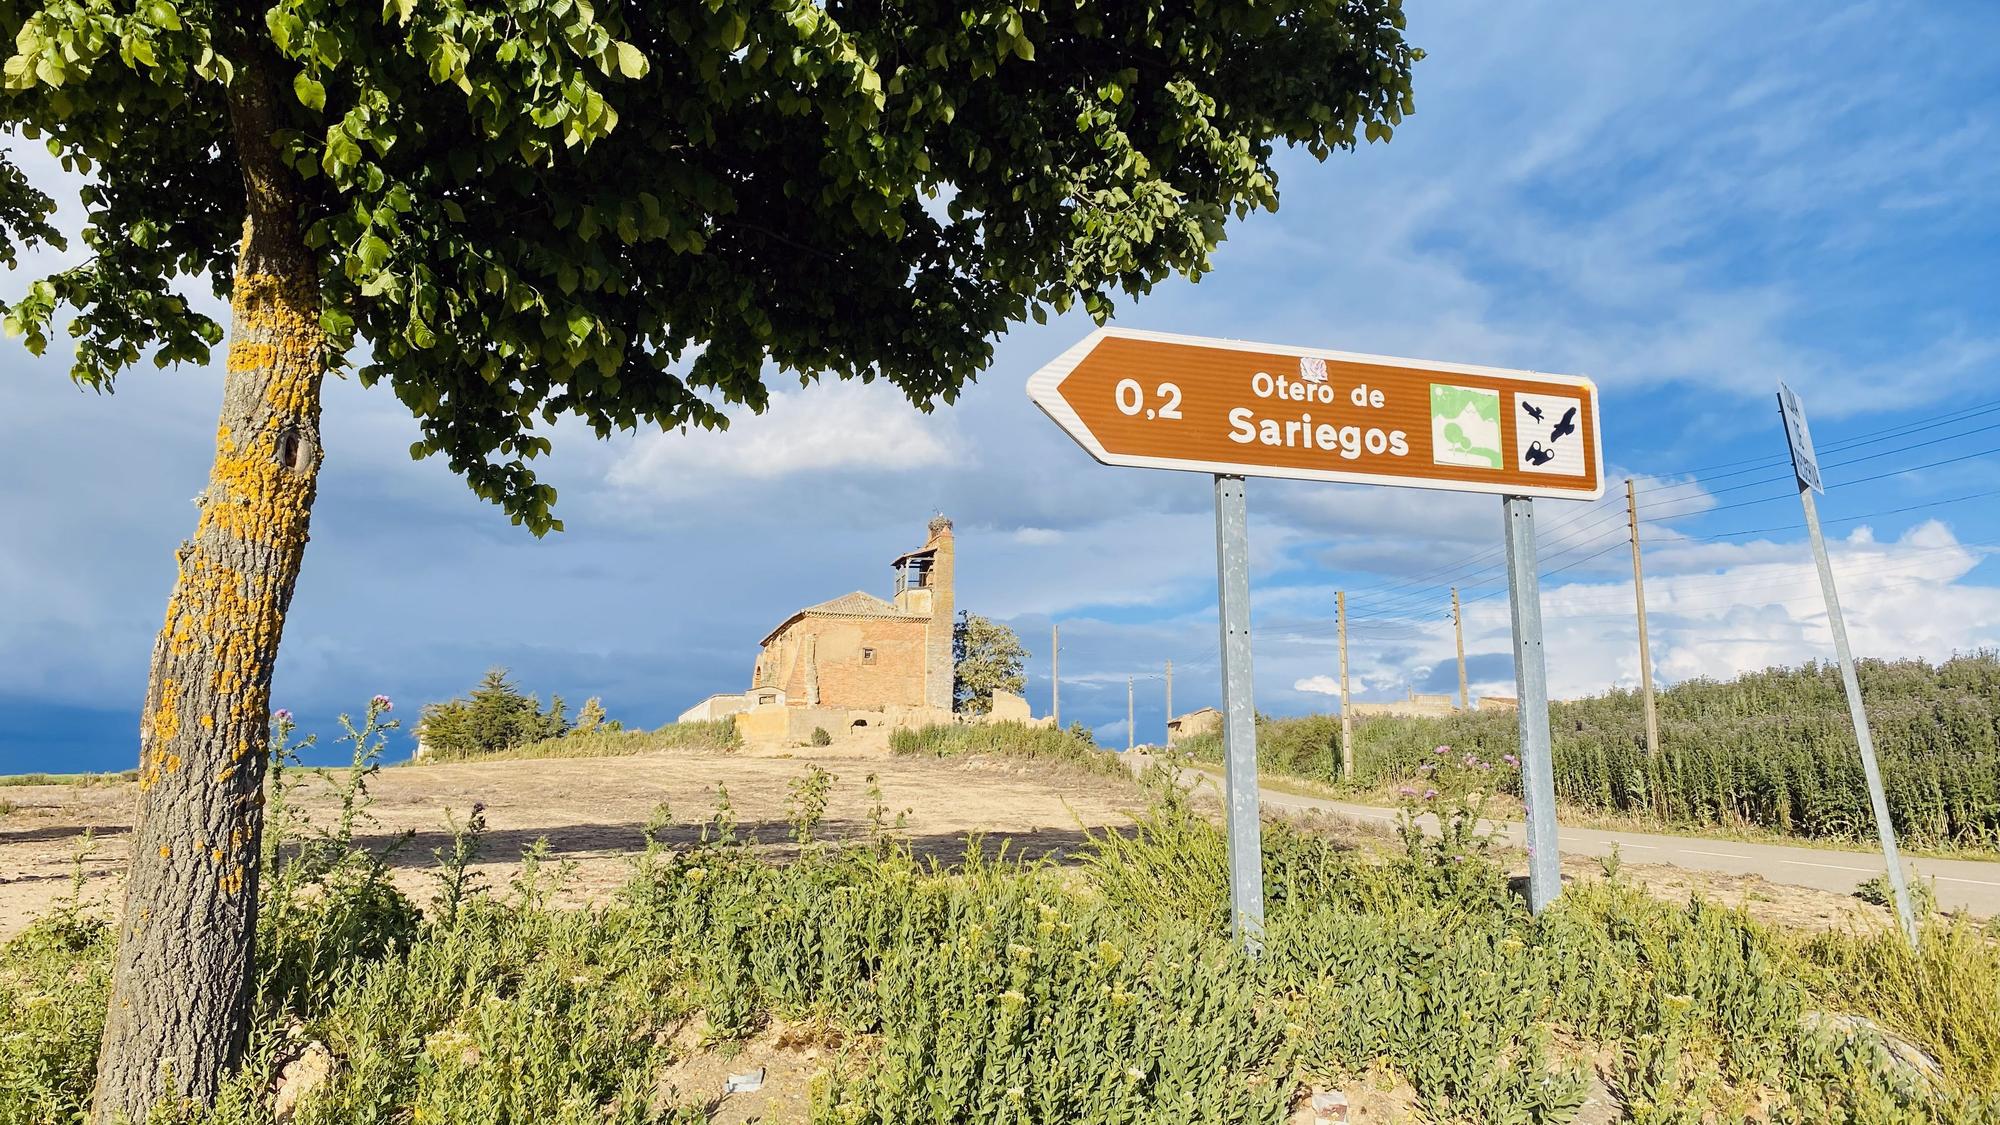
[[0, 1, 1417, 1116], [955, 612, 1028, 715], [417, 667, 569, 756], [572, 695, 611, 734]]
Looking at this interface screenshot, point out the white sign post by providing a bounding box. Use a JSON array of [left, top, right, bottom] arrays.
[[1778, 382, 1918, 946]]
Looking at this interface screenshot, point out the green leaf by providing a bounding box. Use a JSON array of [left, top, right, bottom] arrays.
[[294, 72, 326, 112], [358, 233, 390, 271], [614, 41, 647, 80]]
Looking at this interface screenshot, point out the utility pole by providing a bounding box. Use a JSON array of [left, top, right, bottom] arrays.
[[1626, 479, 1661, 756], [1164, 659, 1173, 746], [1127, 676, 1136, 751], [1451, 586, 1469, 712], [1338, 591, 1354, 780], [1051, 624, 1060, 726]]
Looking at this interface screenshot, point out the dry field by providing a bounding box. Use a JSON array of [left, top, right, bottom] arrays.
[[0, 749, 1143, 939], [0, 746, 1904, 940]]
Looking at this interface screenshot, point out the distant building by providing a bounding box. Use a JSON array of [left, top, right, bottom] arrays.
[[679, 516, 1049, 744], [1167, 707, 1223, 744], [1342, 690, 1519, 720], [1349, 690, 1461, 720], [749, 514, 955, 713]]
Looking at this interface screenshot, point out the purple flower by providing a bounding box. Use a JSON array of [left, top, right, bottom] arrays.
[[1398, 785, 1417, 797], [1422, 788, 1438, 800], [1419, 763, 1436, 774], [273, 709, 292, 723], [1463, 753, 1480, 768], [1433, 745, 1449, 757], [372, 694, 394, 712], [1503, 753, 1520, 768]]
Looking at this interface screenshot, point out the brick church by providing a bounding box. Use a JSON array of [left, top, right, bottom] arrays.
[[678, 516, 963, 738], [751, 515, 956, 712]]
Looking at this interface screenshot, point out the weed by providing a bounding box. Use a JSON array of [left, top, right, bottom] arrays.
[[429, 803, 488, 927], [787, 765, 836, 846], [1856, 872, 1939, 917]]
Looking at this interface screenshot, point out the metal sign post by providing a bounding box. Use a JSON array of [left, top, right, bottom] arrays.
[[1502, 496, 1562, 912], [1778, 383, 1918, 946], [1214, 474, 1265, 946]]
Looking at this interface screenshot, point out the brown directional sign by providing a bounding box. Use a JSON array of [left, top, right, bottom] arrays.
[[1027, 327, 1604, 500]]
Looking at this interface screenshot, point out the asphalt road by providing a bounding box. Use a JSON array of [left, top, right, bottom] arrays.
[[1172, 764, 2000, 915]]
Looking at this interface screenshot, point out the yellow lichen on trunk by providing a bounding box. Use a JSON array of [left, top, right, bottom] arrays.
[[93, 51, 331, 1117]]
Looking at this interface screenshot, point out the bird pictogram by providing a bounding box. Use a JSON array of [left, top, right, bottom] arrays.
[[1550, 406, 1577, 444]]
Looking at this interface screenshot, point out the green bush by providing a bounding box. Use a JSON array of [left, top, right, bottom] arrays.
[[416, 668, 574, 759], [419, 718, 741, 764], [889, 720, 1129, 779]]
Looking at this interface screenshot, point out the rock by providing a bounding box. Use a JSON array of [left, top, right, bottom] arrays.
[[273, 1041, 335, 1122], [1288, 1087, 1350, 1124], [1802, 1011, 1945, 1091]]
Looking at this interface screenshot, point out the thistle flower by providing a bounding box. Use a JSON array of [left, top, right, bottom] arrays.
[[1398, 785, 1417, 797], [1503, 753, 1520, 768], [1433, 745, 1450, 756], [1423, 788, 1438, 800], [273, 709, 292, 723], [371, 694, 394, 712]]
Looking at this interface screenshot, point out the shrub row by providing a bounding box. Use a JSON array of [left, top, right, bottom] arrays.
[[1189, 653, 2000, 849]]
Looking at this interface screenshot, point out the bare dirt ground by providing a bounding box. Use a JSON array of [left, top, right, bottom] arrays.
[[0, 750, 1143, 938], [0, 748, 1905, 941]]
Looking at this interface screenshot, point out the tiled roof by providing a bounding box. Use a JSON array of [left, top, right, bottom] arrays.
[[802, 591, 908, 618], [760, 590, 924, 646]]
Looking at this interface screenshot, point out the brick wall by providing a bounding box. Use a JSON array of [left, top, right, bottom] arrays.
[[761, 615, 929, 710]]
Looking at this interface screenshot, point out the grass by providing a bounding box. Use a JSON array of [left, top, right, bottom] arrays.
[[7, 717, 1999, 1123], [0, 770, 137, 787], [889, 721, 1132, 781], [409, 718, 741, 764]]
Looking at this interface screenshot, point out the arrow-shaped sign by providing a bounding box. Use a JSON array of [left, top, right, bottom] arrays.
[[1027, 327, 1604, 500]]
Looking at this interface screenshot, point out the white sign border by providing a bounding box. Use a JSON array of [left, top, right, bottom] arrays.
[[1025, 326, 1607, 502]]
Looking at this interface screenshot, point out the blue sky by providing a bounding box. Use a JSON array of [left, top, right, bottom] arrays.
[[4, 0, 1999, 771]]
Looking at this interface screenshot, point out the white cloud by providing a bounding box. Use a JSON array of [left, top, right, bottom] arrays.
[[605, 381, 962, 498], [1294, 675, 1340, 696]]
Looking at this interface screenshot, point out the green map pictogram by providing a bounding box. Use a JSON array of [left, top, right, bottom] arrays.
[[1430, 384, 1502, 469]]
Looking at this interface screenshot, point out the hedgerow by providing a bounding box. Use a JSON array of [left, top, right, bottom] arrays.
[[1189, 652, 2000, 849]]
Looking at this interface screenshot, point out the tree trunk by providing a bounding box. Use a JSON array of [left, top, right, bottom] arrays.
[[91, 47, 325, 1125]]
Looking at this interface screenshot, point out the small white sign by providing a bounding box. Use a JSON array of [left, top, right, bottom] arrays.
[[1513, 392, 1585, 476], [1777, 381, 1822, 493]]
